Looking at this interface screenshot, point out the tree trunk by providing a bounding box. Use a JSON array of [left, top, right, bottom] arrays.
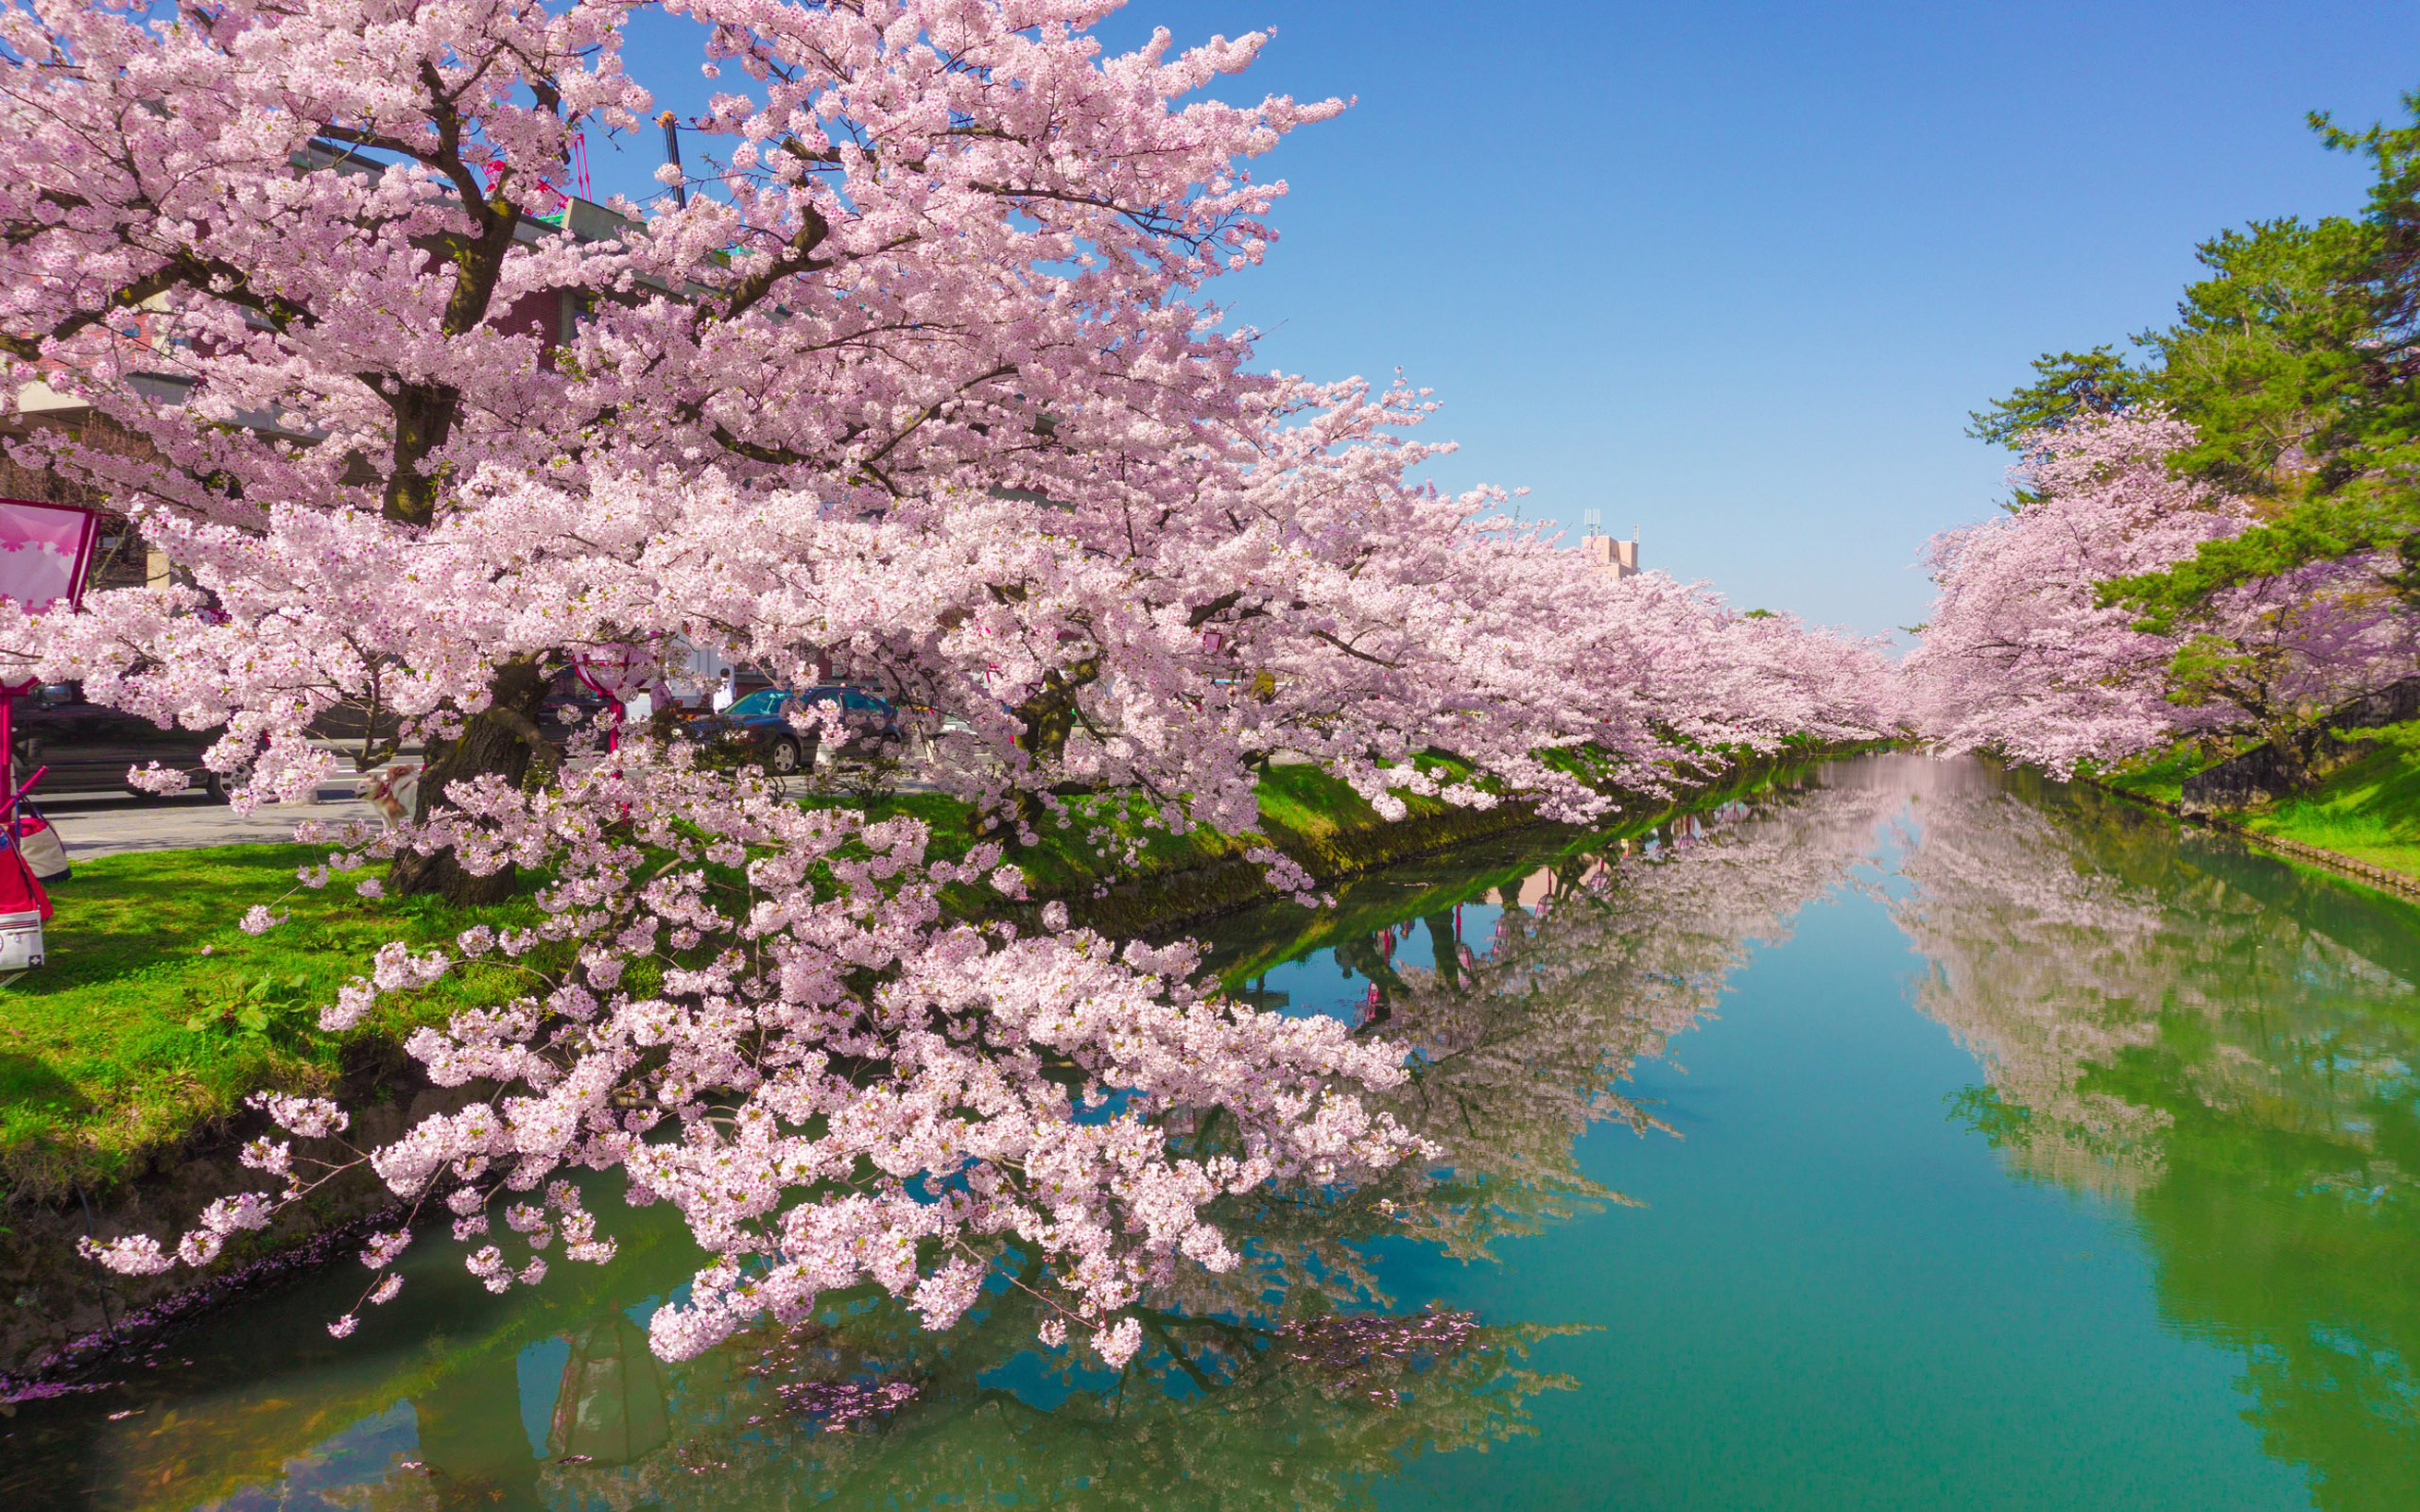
[[991, 662, 1095, 843], [390, 659, 550, 904]]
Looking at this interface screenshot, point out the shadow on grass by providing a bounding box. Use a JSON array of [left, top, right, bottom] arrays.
[[2326, 741, 2420, 829], [0, 841, 545, 1196], [0, 1050, 95, 1113]]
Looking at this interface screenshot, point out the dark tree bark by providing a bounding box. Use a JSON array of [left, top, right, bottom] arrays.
[[391, 659, 551, 903]]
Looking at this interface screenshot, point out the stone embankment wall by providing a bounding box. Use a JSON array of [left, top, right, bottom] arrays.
[[2232, 828, 2420, 903], [2180, 677, 2420, 813]]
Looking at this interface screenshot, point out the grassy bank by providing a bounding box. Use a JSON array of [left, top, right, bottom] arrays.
[[0, 748, 1833, 1205], [2238, 723, 2420, 877], [0, 846, 537, 1199], [2102, 720, 2420, 882], [1201, 750, 1827, 983], [0, 765, 1539, 1202]]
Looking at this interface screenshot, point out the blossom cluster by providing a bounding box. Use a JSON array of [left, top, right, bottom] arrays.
[[3, 0, 1902, 1365], [1909, 411, 2413, 773], [89, 748, 1435, 1365]]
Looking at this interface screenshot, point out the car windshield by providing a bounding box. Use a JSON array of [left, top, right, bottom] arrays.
[[726, 689, 786, 718]]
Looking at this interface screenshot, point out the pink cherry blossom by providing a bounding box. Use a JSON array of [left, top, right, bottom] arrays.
[[1910, 412, 2247, 774], [1910, 411, 2411, 774], [17, 0, 1902, 1359]]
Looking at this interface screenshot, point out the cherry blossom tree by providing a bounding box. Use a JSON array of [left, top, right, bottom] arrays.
[[0, 0, 1891, 881], [1, 0, 1900, 1366], [1910, 410, 2414, 776], [1909, 412, 2251, 775], [2157, 552, 2417, 749], [0, 0, 1342, 894]]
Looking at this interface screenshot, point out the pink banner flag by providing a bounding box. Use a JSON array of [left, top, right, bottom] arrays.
[[0, 499, 96, 612]]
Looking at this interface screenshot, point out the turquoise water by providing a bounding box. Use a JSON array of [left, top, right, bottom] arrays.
[[6, 753, 2418, 1508]]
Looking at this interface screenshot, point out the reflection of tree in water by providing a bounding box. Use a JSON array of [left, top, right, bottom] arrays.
[[528, 1283, 1577, 1511], [1317, 779, 1902, 1260], [43, 780, 1892, 1511], [1891, 762, 2183, 1198], [511, 781, 1896, 1510], [1893, 759, 2420, 1512]]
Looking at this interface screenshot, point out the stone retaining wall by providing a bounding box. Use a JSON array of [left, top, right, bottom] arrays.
[[2180, 677, 2420, 813]]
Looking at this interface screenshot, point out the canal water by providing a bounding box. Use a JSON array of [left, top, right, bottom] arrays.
[[5, 752, 2418, 1509]]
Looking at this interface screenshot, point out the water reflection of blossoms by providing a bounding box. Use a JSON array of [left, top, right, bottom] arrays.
[[513, 1284, 1568, 1511], [1322, 780, 1901, 1256], [1889, 763, 2185, 1198], [496, 782, 1899, 1509], [1893, 760, 2420, 1205], [1891, 760, 2420, 1512]]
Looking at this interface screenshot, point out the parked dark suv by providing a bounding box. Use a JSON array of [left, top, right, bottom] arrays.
[[6, 681, 228, 799], [6, 683, 414, 800], [681, 685, 904, 774]]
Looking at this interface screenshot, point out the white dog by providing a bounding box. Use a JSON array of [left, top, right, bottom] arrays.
[[356, 763, 422, 831]]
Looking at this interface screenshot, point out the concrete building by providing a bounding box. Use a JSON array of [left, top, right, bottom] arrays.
[[1582, 531, 1640, 579]]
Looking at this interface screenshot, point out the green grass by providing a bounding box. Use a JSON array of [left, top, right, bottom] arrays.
[[2096, 724, 2420, 881], [1213, 749, 1848, 983], [802, 787, 1238, 919], [2241, 721, 2420, 878], [0, 747, 1793, 1201], [0, 844, 535, 1199], [0, 774, 1407, 1198], [826, 761, 1493, 903], [2099, 743, 2227, 806]]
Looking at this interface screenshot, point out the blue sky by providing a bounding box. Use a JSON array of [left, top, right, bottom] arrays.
[[597, 2, 2420, 637]]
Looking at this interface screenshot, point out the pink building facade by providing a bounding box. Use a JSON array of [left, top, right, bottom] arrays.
[[1583, 534, 1640, 578]]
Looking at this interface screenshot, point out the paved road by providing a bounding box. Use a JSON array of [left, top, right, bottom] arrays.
[[38, 785, 391, 860], [33, 766, 947, 862]]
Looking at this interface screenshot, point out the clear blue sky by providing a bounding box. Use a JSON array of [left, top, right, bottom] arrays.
[[596, 2, 2420, 637]]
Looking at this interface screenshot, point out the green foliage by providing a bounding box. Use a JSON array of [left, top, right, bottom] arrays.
[[2156, 629, 2316, 733], [1967, 346, 2156, 451], [2094, 741, 2234, 806], [2139, 216, 2377, 497], [2313, 92, 2420, 414], [182, 972, 313, 1041], [2240, 719, 2420, 877], [1980, 96, 2420, 621], [2103, 490, 2398, 627]]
